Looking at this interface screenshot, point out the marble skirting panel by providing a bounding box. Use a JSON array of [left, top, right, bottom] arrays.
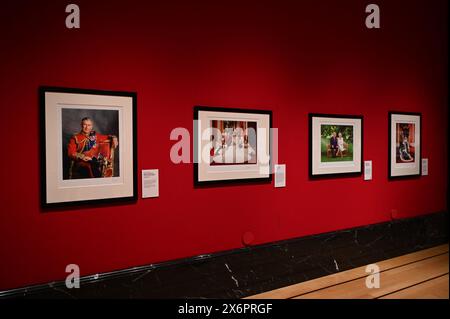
[[2, 211, 448, 299]]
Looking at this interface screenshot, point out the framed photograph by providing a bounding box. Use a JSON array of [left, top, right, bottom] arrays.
[[40, 87, 137, 208], [309, 113, 363, 177], [194, 106, 272, 185], [388, 112, 421, 178]]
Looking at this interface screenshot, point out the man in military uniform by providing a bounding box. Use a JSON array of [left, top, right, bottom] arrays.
[[330, 131, 338, 157], [67, 117, 119, 179]]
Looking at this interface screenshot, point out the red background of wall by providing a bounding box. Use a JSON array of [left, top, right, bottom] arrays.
[[0, 0, 447, 290]]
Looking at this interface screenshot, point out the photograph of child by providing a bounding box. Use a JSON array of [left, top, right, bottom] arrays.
[[396, 123, 415, 163]]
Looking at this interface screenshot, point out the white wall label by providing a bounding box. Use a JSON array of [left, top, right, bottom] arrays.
[[364, 161, 372, 181], [274, 164, 286, 188], [422, 158, 428, 176], [142, 169, 159, 198]]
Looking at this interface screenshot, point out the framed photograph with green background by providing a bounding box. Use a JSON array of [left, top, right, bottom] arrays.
[[309, 113, 363, 178], [388, 112, 421, 178]]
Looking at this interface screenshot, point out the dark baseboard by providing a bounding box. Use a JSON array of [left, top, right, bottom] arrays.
[[1, 211, 448, 299]]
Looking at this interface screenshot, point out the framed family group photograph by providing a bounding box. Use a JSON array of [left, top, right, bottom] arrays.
[[388, 112, 421, 178], [309, 113, 363, 177], [40, 87, 137, 208], [194, 106, 272, 185]]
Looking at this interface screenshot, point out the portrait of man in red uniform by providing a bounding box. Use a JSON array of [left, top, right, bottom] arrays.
[[67, 117, 119, 179]]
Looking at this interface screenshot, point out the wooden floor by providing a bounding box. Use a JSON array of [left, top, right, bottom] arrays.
[[246, 244, 449, 299]]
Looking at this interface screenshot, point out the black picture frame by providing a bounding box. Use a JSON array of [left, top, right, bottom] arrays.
[[194, 106, 273, 186], [388, 111, 422, 179], [309, 113, 364, 178], [40, 86, 138, 208]]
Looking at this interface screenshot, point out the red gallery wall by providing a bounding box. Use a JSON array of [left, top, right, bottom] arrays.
[[0, 0, 447, 290]]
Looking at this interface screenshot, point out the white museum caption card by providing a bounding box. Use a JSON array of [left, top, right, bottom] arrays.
[[364, 161, 372, 181], [422, 158, 428, 176], [142, 169, 159, 198], [275, 164, 286, 188]]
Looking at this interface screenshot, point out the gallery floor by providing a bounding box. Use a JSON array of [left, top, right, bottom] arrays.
[[246, 244, 449, 299]]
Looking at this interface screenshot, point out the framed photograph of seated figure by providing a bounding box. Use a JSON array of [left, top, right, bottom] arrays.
[[40, 87, 137, 208], [388, 112, 421, 178], [309, 113, 363, 178], [194, 106, 272, 185]]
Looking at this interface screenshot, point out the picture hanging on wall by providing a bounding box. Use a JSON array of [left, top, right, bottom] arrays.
[[388, 112, 421, 178], [40, 87, 137, 208], [194, 106, 272, 185], [309, 113, 363, 177]]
